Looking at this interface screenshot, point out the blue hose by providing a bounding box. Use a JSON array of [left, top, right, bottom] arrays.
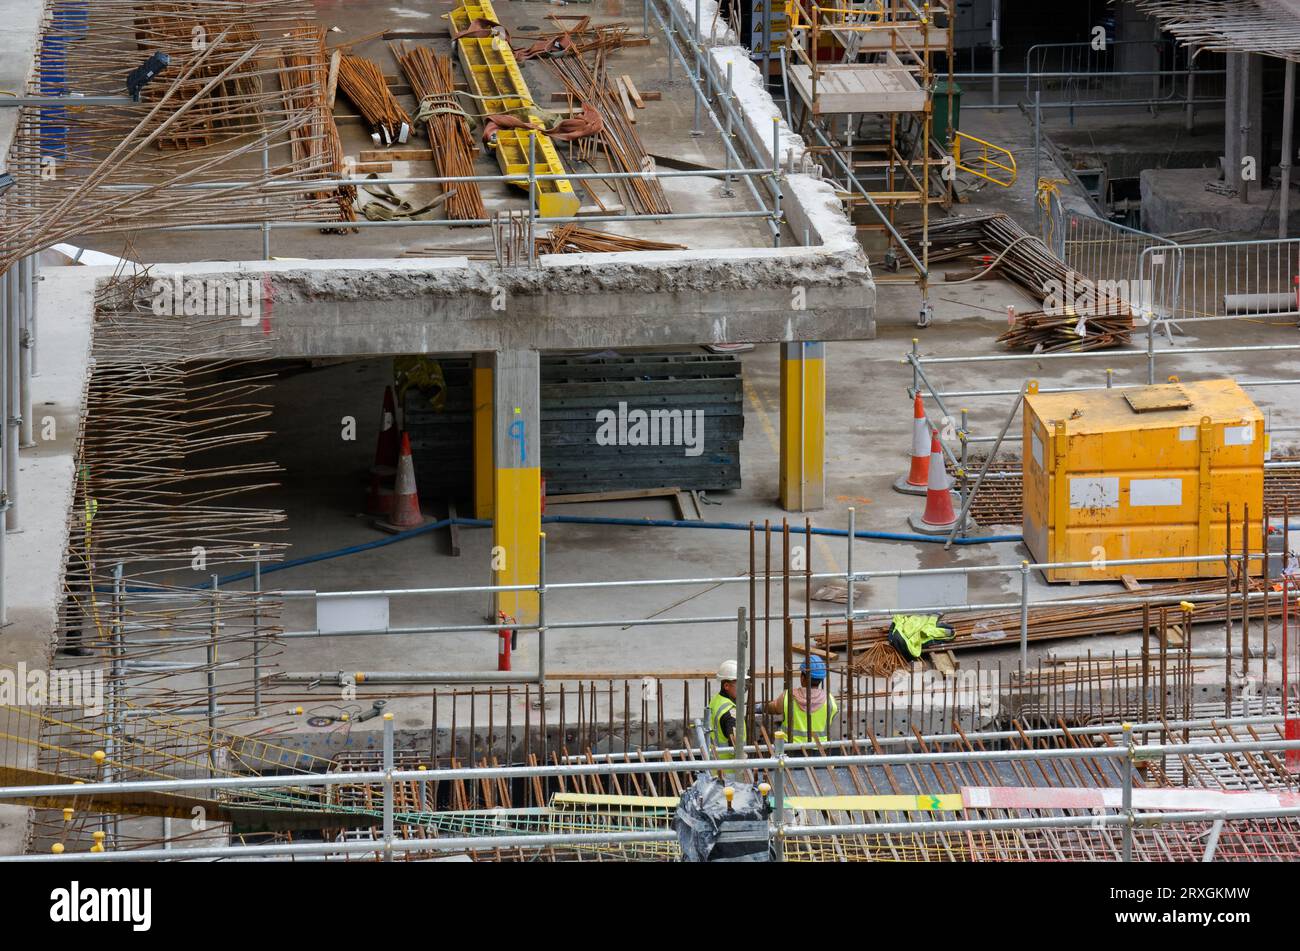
[[193, 514, 1021, 588]]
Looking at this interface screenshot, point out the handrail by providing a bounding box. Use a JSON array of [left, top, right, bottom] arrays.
[[953, 130, 1017, 187]]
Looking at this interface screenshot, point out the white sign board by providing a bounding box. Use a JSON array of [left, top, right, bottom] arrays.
[[316, 595, 390, 634]]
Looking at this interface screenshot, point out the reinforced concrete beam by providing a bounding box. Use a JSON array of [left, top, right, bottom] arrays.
[[173, 251, 874, 358]]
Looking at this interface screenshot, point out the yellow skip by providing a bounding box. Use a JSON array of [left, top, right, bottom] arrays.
[[450, 0, 578, 217]]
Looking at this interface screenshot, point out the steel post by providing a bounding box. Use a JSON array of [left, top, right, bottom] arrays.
[[382, 712, 395, 862], [3, 268, 17, 532], [771, 731, 785, 862], [1122, 722, 1134, 861], [1019, 561, 1030, 671], [1280, 59, 1295, 240]]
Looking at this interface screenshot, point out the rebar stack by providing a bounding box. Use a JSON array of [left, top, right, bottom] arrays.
[[395, 43, 486, 221], [337, 53, 412, 147], [911, 213, 1135, 326], [279, 24, 356, 224], [0, 0, 339, 268], [546, 46, 670, 216]]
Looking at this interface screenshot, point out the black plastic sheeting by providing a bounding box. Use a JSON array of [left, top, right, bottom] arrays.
[[675, 774, 774, 862]]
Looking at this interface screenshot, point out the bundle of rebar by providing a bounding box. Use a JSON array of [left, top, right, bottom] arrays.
[[911, 214, 1137, 326], [338, 53, 412, 146], [0, 1, 340, 268], [817, 579, 1253, 655], [280, 24, 356, 224], [395, 43, 486, 221], [535, 224, 685, 254], [545, 47, 670, 215], [996, 304, 1133, 352]]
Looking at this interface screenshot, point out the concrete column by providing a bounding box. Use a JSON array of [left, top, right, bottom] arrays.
[[778, 341, 825, 512], [492, 349, 541, 625], [472, 352, 493, 520]]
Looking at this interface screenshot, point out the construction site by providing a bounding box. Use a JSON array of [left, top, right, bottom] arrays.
[[0, 0, 1296, 878]]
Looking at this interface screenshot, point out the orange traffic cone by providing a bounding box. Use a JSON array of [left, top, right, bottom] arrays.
[[372, 386, 399, 474], [365, 469, 394, 516], [893, 392, 931, 495], [908, 432, 961, 534], [373, 432, 428, 533]]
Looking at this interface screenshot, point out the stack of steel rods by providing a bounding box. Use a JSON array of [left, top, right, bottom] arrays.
[[545, 46, 670, 216], [817, 578, 1253, 655], [395, 43, 486, 221], [280, 24, 356, 224], [908, 214, 1137, 321], [338, 53, 412, 146], [996, 303, 1133, 351], [1, 1, 340, 266], [535, 224, 685, 254]]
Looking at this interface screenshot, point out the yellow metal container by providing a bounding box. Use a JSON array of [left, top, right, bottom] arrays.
[[1022, 378, 1264, 582]]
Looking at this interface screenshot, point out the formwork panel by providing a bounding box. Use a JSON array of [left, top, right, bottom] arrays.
[[1023, 379, 1264, 582]]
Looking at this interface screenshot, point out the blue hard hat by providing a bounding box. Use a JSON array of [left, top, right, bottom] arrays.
[[801, 656, 827, 679]]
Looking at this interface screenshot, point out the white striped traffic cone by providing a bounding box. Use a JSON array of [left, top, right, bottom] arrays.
[[908, 432, 961, 534], [373, 432, 429, 533], [893, 392, 931, 495]]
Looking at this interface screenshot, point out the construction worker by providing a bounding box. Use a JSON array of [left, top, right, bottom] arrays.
[[764, 656, 838, 745], [707, 659, 744, 760]]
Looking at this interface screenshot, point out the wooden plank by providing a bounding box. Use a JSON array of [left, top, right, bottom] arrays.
[[1121, 574, 1142, 592], [616, 76, 636, 124], [545, 486, 681, 505], [447, 499, 461, 557], [353, 162, 393, 174], [360, 148, 435, 162], [327, 49, 342, 110], [621, 74, 646, 108]]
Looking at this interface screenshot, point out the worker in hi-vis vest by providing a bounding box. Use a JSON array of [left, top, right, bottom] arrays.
[[764, 656, 838, 745], [706, 659, 745, 761]]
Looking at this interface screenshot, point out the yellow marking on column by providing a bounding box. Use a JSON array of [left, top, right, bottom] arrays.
[[779, 344, 825, 512], [494, 466, 541, 624], [746, 377, 838, 568], [473, 364, 493, 519]]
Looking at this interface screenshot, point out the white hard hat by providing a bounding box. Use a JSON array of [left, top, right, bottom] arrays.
[[717, 659, 739, 681]]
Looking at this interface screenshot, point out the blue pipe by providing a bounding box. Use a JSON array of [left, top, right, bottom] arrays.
[[188, 514, 1020, 589]]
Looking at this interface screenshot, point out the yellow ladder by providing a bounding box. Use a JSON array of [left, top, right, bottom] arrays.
[[952, 131, 1017, 188], [450, 0, 579, 217]]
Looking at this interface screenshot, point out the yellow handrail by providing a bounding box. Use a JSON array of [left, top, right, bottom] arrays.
[[952, 130, 1018, 188]]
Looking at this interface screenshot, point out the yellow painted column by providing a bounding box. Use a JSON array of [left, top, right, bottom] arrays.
[[472, 353, 494, 519], [493, 349, 541, 624], [778, 341, 825, 512]]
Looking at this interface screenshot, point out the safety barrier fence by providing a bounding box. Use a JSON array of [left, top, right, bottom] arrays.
[[3, 719, 1299, 861], [957, 39, 1226, 121]]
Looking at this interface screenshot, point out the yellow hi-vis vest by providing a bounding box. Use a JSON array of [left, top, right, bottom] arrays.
[[707, 691, 738, 760], [782, 690, 838, 744]]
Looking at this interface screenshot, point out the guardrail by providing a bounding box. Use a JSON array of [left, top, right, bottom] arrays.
[[3, 719, 1300, 861]]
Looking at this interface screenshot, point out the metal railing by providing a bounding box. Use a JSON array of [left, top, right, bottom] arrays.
[[104, 510, 1287, 689], [1138, 237, 1300, 326], [4, 719, 1300, 861], [958, 39, 1226, 123]]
